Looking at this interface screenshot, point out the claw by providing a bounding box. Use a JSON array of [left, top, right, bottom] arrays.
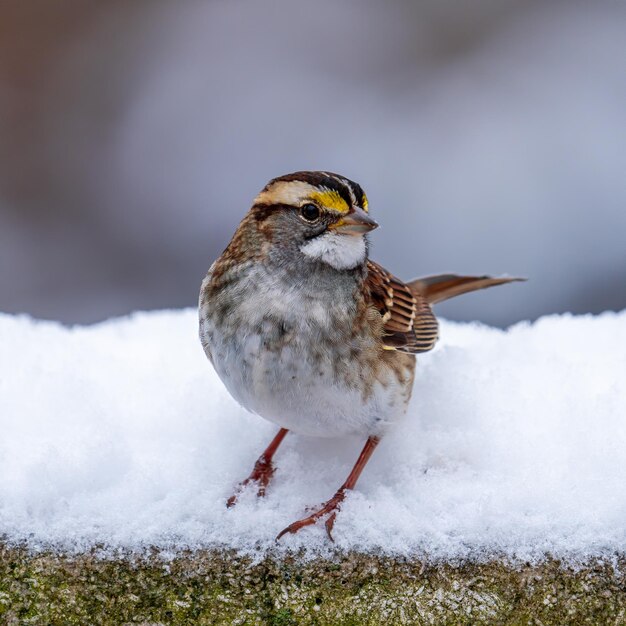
[[275, 489, 346, 541], [325, 512, 337, 542], [226, 492, 239, 508], [275, 436, 380, 541], [226, 459, 276, 508], [275, 518, 315, 541], [227, 428, 289, 508]]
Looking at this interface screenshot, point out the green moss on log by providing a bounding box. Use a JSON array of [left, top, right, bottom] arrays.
[[0, 544, 624, 625]]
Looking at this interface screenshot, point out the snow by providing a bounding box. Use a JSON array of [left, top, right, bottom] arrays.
[[1, 308, 625, 562]]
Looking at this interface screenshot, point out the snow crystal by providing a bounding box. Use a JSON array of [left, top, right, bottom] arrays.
[[1, 309, 625, 561]]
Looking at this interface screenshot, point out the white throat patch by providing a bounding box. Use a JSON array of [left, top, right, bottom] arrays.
[[300, 232, 366, 270]]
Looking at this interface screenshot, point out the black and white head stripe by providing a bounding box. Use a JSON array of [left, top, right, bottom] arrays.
[[258, 171, 369, 212]]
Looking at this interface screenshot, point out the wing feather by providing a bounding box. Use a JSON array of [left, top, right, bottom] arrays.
[[366, 261, 439, 354]]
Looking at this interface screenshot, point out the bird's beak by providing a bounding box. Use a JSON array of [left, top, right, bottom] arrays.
[[328, 207, 378, 236]]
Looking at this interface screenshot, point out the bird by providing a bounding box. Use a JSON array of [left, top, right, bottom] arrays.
[[199, 171, 522, 540]]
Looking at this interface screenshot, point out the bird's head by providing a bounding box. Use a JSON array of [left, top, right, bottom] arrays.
[[250, 171, 378, 270]]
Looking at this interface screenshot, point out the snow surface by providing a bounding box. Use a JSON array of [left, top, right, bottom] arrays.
[[1, 309, 625, 561]]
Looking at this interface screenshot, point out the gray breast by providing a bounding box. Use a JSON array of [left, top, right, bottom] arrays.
[[199, 261, 411, 437]]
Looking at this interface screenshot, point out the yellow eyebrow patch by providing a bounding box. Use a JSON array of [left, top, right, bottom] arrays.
[[253, 179, 358, 215], [309, 189, 350, 214], [361, 193, 369, 213]]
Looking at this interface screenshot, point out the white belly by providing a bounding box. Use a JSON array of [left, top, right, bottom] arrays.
[[199, 264, 414, 437], [202, 324, 410, 438]]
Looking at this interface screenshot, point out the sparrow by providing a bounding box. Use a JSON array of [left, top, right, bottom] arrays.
[[199, 171, 521, 540]]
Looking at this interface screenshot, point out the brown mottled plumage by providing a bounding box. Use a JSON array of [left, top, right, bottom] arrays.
[[199, 171, 522, 540]]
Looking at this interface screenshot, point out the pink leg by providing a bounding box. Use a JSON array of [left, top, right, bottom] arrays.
[[276, 436, 380, 541], [227, 428, 289, 507]]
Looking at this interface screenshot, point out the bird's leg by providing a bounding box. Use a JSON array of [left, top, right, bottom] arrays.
[[276, 436, 380, 541], [227, 428, 289, 507]]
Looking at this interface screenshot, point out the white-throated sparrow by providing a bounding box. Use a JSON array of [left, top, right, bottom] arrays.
[[199, 171, 521, 540]]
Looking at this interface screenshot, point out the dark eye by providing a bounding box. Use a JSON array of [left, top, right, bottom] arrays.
[[300, 203, 320, 222]]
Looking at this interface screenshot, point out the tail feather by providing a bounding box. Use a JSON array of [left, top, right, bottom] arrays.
[[408, 274, 525, 304]]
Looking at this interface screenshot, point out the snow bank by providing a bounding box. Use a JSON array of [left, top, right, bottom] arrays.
[[1, 309, 625, 561]]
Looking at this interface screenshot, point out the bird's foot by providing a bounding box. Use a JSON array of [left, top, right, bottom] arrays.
[[276, 488, 347, 542], [226, 457, 276, 508]]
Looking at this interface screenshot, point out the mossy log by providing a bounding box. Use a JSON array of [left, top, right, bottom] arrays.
[[1, 544, 625, 625]]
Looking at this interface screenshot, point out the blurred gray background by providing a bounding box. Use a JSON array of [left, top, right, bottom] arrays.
[[1, 0, 625, 326]]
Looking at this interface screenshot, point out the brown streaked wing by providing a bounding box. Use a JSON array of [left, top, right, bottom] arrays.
[[366, 261, 439, 354]]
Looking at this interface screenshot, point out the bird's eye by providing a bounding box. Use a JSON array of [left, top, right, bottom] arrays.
[[300, 203, 320, 222]]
